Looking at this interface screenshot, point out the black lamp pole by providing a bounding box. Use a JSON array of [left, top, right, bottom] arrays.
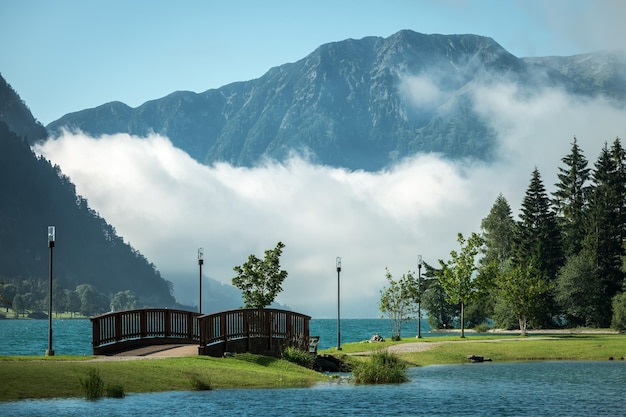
[[198, 248, 204, 314], [46, 226, 55, 356], [336, 256, 342, 351], [417, 254, 423, 339]]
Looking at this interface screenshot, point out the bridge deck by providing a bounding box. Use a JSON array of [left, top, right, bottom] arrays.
[[91, 308, 312, 357]]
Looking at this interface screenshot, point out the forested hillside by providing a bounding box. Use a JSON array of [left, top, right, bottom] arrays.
[[0, 76, 178, 315]]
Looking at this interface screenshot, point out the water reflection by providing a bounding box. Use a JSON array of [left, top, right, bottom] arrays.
[[2, 361, 625, 416]]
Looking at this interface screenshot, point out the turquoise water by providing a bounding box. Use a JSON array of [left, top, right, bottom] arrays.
[[0, 318, 433, 355], [2, 361, 625, 416], [2, 319, 625, 415]]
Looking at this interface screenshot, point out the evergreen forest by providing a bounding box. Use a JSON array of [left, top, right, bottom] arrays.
[[419, 137, 626, 331]]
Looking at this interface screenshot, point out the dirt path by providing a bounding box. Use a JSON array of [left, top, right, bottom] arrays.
[[386, 336, 561, 354]]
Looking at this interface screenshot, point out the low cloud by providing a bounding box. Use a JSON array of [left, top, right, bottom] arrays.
[[35, 83, 624, 318]]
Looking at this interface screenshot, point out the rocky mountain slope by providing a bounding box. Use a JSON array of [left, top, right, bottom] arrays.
[[46, 30, 626, 171]]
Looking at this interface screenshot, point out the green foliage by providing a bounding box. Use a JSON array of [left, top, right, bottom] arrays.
[[110, 290, 139, 312], [611, 292, 626, 332], [281, 346, 315, 369], [105, 383, 126, 398], [555, 252, 606, 327], [473, 323, 492, 333], [584, 140, 626, 325], [352, 350, 408, 384], [481, 193, 516, 267], [437, 232, 484, 337], [232, 242, 288, 309], [495, 260, 550, 335], [421, 273, 458, 329], [188, 373, 213, 391], [552, 137, 591, 257], [79, 367, 127, 399], [379, 268, 417, 339], [80, 368, 104, 400]]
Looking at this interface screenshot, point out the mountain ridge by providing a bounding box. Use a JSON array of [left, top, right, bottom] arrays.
[[50, 30, 626, 171]]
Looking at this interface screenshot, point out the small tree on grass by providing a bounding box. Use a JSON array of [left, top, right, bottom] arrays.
[[437, 232, 484, 338], [232, 241, 288, 309], [496, 260, 549, 336], [379, 268, 417, 340]]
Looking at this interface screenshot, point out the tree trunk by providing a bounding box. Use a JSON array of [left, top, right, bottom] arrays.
[[519, 314, 527, 337], [460, 302, 465, 338]]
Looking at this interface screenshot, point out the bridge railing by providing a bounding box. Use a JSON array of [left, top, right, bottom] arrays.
[[198, 308, 311, 357], [91, 308, 201, 355]]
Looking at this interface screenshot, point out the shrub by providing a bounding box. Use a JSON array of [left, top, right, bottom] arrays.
[[282, 346, 315, 368], [188, 373, 213, 391], [105, 384, 125, 398], [474, 323, 492, 333], [80, 369, 104, 400], [352, 350, 408, 384]]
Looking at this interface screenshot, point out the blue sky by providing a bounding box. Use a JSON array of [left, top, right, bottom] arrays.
[[2, 0, 625, 125]]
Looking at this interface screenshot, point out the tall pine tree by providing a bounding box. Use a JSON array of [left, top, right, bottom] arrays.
[[552, 137, 591, 257], [481, 193, 516, 267], [585, 140, 625, 325], [515, 168, 563, 326]]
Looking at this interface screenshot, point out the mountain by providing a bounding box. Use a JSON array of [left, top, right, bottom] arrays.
[[0, 74, 47, 143], [0, 75, 177, 308], [522, 50, 626, 101], [46, 30, 625, 172]]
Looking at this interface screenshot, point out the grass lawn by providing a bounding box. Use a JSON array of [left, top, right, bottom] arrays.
[[0, 354, 327, 402], [320, 333, 626, 368]]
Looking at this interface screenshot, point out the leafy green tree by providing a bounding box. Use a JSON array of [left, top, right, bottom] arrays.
[[110, 290, 139, 312], [379, 268, 417, 340], [496, 260, 550, 335], [421, 264, 458, 330], [437, 232, 484, 338], [76, 284, 110, 317], [64, 289, 82, 316], [552, 137, 591, 257], [232, 242, 288, 309], [515, 168, 563, 326], [611, 292, 626, 331], [12, 294, 25, 317], [554, 252, 605, 327], [0, 282, 17, 311]]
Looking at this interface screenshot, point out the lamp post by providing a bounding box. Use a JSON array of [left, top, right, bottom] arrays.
[[417, 254, 423, 339], [198, 248, 204, 314], [46, 226, 55, 356], [336, 256, 342, 351]]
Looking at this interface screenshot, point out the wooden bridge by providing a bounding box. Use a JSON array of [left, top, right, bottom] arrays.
[[91, 308, 312, 357]]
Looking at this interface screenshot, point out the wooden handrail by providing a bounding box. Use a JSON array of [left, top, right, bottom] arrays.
[[91, 308, 311, 357], [198, 308, 311, 356], [91, 308, 201, 354]]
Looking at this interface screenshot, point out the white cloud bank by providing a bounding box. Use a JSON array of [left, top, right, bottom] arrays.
[[35, 83, 624, 318]]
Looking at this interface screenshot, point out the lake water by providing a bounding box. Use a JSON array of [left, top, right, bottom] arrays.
[[2, 319, 625, 416], [0, 317, 433, 356], [2, 361, 625, 416]]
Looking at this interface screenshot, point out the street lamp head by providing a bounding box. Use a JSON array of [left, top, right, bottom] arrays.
[[198, 248, 204, 265], [336, 256, 342, 272], [48, 226, 55, 248], [417, 254, 422, 268]]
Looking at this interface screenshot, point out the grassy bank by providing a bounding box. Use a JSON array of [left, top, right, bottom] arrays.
[[0, 354, 326, 402], [322, 334, 626, 367], [3, 334, 625, 402]]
